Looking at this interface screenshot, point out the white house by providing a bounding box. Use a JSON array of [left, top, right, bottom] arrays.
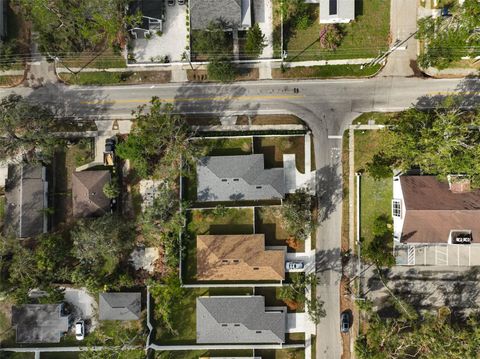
[[306, 0, 355, 24]]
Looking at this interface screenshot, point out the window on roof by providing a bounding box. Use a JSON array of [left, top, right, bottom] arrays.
[[233, 179, 239, 182], [221, 179, 227, 182], [392, 200, 401, 217], [253, 267, 259, 270], [233, 259, 239, 263], [222, 259, 229, 263], [256, 186, 262, 189], [256, 330, 262, 333], [234, 324, 240, 327], [221, 324, 228, 327], [329, 0, 337, 15]]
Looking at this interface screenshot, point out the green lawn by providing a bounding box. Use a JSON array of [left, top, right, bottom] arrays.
[[197, 137, 253, 156], [184, 208, 254, 282], [354, 129, 392, 243], [253, 136, 306, 173], [60, 70, 171, 85], [272, 64, 381, 79], [154, 287, 253, 344], [59, 50, 126, 69], [0, 75, 23, 86], [285, 0, 390, 61], [353, 112, 397, 125], [255, 286, 305, 313], [255, 206, 305, 252], [154, 350, 254, 359], [256, 349, 305, 359]]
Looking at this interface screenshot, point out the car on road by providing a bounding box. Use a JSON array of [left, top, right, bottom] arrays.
[[341, 311, 350, 333], [75, 320, 85, 340], [285, 261, 304, 270]]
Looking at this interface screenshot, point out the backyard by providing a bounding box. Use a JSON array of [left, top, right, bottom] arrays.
[[282, 0, 390, 61], [253, 136, 306, 173], [184, 207, 255, 282], [255, 206, 305, 252], [354, 126, 392, 244], [154, 287, 253, 344]]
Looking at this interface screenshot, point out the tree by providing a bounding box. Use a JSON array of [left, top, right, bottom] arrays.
[[116, 98, 195, 180], [362, 215, 395, 268], [0, 94, 65, 162], [192, 21, 231, 58], [320, 24, 344, 50], [70, 215, 134, 290], [103, 180, 120, 199], [245, 23, 266, 58], [16, 0, 137, 58], [207, 57, 237, 82], [365, 153, 394, 180], [279, 188, 316, 241], [375, 100, 480, 186]]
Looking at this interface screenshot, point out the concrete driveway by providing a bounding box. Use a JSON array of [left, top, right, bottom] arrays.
[[254, 0, 274, 58], [64, 288, 97, 327], [132, 3, 188, 63]]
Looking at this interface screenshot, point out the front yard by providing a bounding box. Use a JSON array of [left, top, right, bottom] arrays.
[[253, 136, 305, 173], [283, 0, 390, 61], [354, 122, 392, 245], [183, 207, 254, 282], [154, 287, 253, 344]]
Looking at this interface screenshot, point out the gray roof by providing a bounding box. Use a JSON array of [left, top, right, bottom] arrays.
[[196, 154, 285, 202], [4, 164, 47, 238], [72, 170, 111, 218], [99, 292, 141, 321], [190, 0, 252, 30], [319, 0, 355, 23], [196, 296, 286, 344], [12, 304, 68, 343]]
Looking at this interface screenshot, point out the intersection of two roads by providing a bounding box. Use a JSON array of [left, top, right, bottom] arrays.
[[1, 74, 478, 357]]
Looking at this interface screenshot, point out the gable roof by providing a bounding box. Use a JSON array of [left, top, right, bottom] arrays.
[[400, 176, 480, 243], [197, 234, 285, 281], [196, 154, 285, 202], [12, 304, 69, 343], [72, 170, 111, 218], [4, 164, 47, 238], [196, 296, 286, 344], [190, 0, 251, 30], [99, 292, 141, 320]]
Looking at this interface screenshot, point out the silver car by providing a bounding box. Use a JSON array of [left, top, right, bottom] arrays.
[[285, 261, 305, 270], [75, 320, 85, 340]]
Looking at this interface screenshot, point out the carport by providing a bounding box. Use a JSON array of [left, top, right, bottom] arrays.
[[395, 244, 480, 266]]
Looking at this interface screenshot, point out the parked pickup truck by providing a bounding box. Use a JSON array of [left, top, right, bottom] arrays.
[[104, 138, 116, 166]]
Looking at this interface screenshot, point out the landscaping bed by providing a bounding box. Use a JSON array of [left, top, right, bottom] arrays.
[[183, 208, 255, 282], [0, 75, 24, 87], [187, 68, 259, 82], [256, 348, 305, 359], [272, 64, 381, 79], [60, 71, 171, 85], [236, 114, 305, 126]]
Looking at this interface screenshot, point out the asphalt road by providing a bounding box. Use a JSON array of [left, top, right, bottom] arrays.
[[0, 75, 478, 358]]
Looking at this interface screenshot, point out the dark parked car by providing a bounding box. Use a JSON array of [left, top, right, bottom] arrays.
[[341, 311, 351, 333]]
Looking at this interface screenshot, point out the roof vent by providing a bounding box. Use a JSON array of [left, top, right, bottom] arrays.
[[448, 175, 471, 193]]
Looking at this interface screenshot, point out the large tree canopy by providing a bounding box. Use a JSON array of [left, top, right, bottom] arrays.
[[16, 0, 135, 55], [116, 98, 195, 180], [0, 94, 63, 162], [368, 100, 480, 186]]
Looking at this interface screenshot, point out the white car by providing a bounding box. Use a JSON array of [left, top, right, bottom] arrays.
[[285, 261, 305, 270], [75, 320, 85, 340]]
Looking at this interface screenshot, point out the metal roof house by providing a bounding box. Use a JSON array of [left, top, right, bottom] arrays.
[[393, 175, 480, 244], [72, 170, 111, 218], [4, 164, 48, 238], [196, 296, 286, 344], [190, 0, 252, 30], [307, 0, 355, 24], [196, 154, 285, 202], [12, 304, 69, 343], [196, 234, 286, 281], [99, 292, 142, 321]]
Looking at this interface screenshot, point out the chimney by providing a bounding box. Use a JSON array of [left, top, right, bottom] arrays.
[[448, 175, 471, 194]]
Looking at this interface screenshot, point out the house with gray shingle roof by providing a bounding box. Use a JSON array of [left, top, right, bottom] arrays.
[[99, 292, 141, 321], [196, 296, 286, 344], [190, 0, 252, 30], [12, 304, 69, 343], [4, 164, 48, 238], [196, 154, 285, 202]]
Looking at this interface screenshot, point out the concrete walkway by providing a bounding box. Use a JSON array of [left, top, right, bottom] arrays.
[[255, 0, 274, 59]]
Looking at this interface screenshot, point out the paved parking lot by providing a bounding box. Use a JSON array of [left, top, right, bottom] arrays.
[[395, 244, 480, 266], [132, 3, 187, 63]]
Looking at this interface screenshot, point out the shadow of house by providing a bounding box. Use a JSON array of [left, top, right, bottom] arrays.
[[128, 0, 165, 39]]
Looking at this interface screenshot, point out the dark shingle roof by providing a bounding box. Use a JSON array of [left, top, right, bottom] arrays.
[[12, 304, 68, 343], [4, 164, 47, 238], [196, 154, 285, 202], [400, 176, 480, 243], [196, 296, 286, 344], [72, 170, 111, 218], [99, 292, 141, 321]]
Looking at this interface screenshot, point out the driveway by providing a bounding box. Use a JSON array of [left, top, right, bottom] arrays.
[[395, 244, 480, 266], [64, 288, 97, 327], [287, 313, 306, 333], [132, 3, 188, 63], [381, 0, 418, 76], [254, 0, 274, 58]]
